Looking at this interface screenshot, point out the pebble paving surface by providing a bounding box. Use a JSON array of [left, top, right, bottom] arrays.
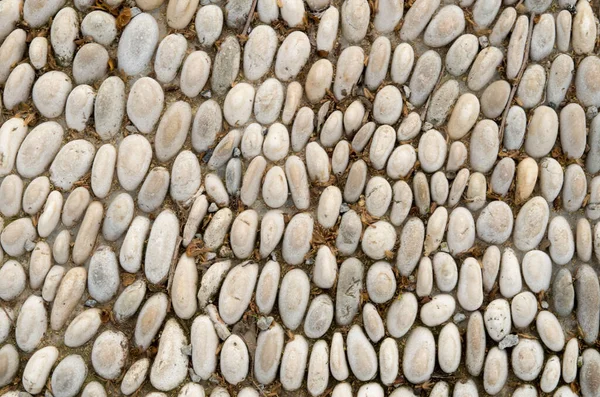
[[1, 0, 600, 396]]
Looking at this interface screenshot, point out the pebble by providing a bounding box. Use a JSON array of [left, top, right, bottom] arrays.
[[219, 262, 258, 324], [403, 327, 435, 383], [50, 139, 95, 190], [94, 76, 125, 140], [483, 347, 508, 395], [282, 213, 313, 265], [91, 330, 128, 380], [446, 34, 479, 77], [511, 339, 544, 381], [347, 325, 377, 381], [150, 319, 188, 391], [118, 13, 159, 76], [254, 322, 284, 384], [280, 335, 309, 391], [512, 291, 538, 328], [80, 11, 117, 46], [22, 346, 59, 394], [220, 334, 249, 385]]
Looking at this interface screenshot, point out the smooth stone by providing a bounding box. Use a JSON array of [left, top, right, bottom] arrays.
[[223, 83, 255, 127], [52, 230, 70, 264], [553, 268, 575, 317], [580, 349, 600, 397], [347, 325, 377, 381], [291, 108, 315, 151], [195, 6, 223, 47], [170, 254, 198, 320], [154, 102, 192, 161], [91, 331, 128, 380], [121, 358, 149, 396], [191, 100, 222, 153], [364, 37, 391, 90], [457, 257, 483, 311], [3, 63, 35, 110], [433, 253, 458, 292], [127, 77, 163, 133], [31, 71, 72, 119], [427, 80, 460, 126], [446, 34, 479, 77], [409, 50, 442, 106], [466, 312, 486, 376], [144, 210, 179, 284], [14, 121, 64, 183], [166, 0, 199, 29], [540, 356, 561, 394], [49, 139, 94, 190], [512, 339, 544, 381], [0, 344, 19, 388], [448, 94, 479, 140], [80, 11, 117, 45], [341, 0, 369, 42], [576, 264, 600, 344], [282, 82, 302, 125], [467, 46, 503, 91], [72, 43, 108, 84], [117, 134, 152, 191], [282, 213, 313, 264], [118, 13, 159, 76], [307, 340, 329, 396], [230, 210, 258, 259], [219, 262, 258, 324], [41, 265, 65, 302], [259, 210, 284, 259], [112, 280, 146, 323], [316, 6, 339, 53], [387, 292, 417, 338], [537, 310, 565, 352], [362, 221, 395, 260], [563, 338, 579, 383], [278, 268, 310, 330], [477, 201, 513, 244], [254, 322, 284, 384], [578, 218, 593, 261], [180, 51, 211, 98], [530, 14, 555, 61], [539, 157, 564, 202], [373, 86, 402, 125], [563, 164, 587, 212], [403, 327, 435, 383], [209, 128, 242, 169], [504, 106, 527, 150], [333, 46, 364, 100], [489, 7, 516, 46], [395, 217, 424, 275], [573, 0, 596, 54], [330, 332, 349, 381], [203, 208, 233, 250], [481, 80, 510, 118], [0, 174, 22, 217], [313, 245, 337, 289], [517, 64, 546, 109], [320, 110, 344, 148], [400, 0, 440, 41], [0, 29, 26, 84], [512, 291, 538, 328], [154, 34, 187, 84], [262, 122, 289, 161], [491, 158, 515, 196], [150, 319, 188, 391], [547, 217, 575, 265], [94, 77, 125, 140], [65, 85, 95, 132], [171, 151, 201, 203], [1, 218, 37, 257], [119, 216, 150, 273], [365, 177, 392, 217], [29, 241, 52, 290], [513, 197, 549, 251], [438, 323, 461, 374], [420, 294, 456, 327], [280, 336, 309, 391], [0, 118, 27, 177], [191, 315, 218, 380], [484, 299, 511, 342], [220, 335, 249, 385], [336, 210, 361, 255], [210, 36, 241, 96], [469, 120, 499, 173], [275, 31, 310, 81], [15, 295, 46, 353], [424, 5, 465, 47], [484, 347, 508, 395], [22, 346, 59, 394]]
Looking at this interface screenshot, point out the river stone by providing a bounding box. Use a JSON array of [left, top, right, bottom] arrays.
[[15, 123, 62, 177], [50, 139, 95, 190], [576, 264, 600, 344], [150, 319, 188, 391], [220, 335, 249, 385], [118, 13, 159, 76], [347, 325, 377, 381], [91, 331, 128, 380], [403, 327, 435, 384], [211, 36, 241, 95], [80, 11, 117, 46], [512, 291, 538, 328], [386, 292, 418, 338], [511, 339, 544, 381], [219, 262, 259, 324], [280, 336, 309, 391], [254, 322, 284, 384], [336, 258, 363, 325], [420, 294, 456, 327]]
